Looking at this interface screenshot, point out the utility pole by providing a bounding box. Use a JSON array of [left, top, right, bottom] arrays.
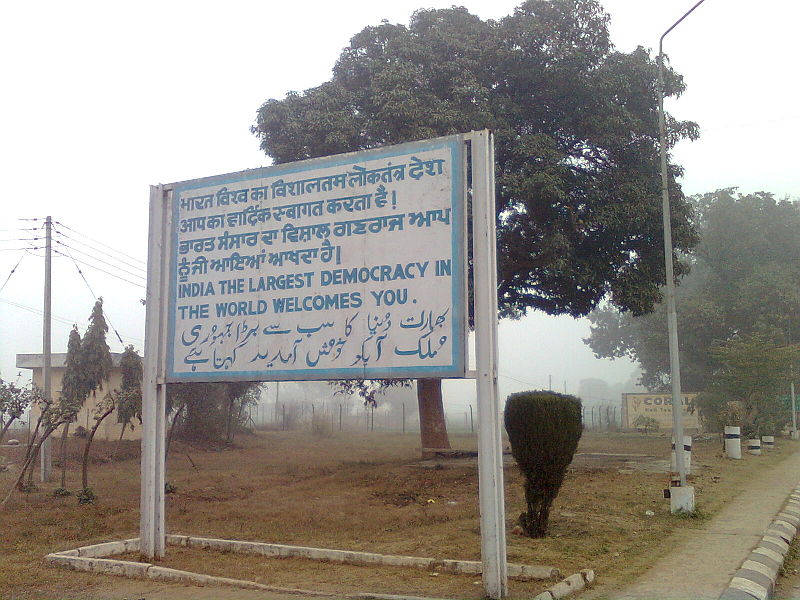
[[657, 0, 707, 502], [40, 215, 53, 482]]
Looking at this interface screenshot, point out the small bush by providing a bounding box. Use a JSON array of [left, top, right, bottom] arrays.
[[632, 415, 660, 435], [53, 487, 72, 497], [165, 482, 178, 495], [504, 391, 582, 538], [77, 487, 96, 505]]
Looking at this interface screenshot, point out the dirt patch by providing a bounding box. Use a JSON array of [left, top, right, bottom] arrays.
[[1, 431, 795, 599]]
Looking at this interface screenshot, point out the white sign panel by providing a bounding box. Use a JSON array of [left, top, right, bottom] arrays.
[[167, 136, 467, 382]]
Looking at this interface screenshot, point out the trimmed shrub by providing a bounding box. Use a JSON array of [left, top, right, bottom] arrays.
[[504, 391, 582, 538]]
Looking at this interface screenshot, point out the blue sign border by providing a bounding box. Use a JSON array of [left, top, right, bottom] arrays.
[[166, 135, 467, 382]]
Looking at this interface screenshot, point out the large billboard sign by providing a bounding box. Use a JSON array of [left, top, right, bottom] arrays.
[[166, 136, 467, 382]]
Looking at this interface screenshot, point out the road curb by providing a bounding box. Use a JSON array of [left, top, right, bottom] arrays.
[[531, 569, 595, 600], [719, 483, 800, 599], [44, 535, 569, 598]]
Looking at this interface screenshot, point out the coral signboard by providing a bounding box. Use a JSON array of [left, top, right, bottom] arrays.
[[622, 392, 700, 430]]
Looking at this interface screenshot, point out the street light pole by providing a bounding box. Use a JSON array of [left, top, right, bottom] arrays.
[[657, 0, 707, 488]]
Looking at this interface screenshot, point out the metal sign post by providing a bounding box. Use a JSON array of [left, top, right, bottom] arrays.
[[469, 130, 507, 598], [140, 185, 168, 558]]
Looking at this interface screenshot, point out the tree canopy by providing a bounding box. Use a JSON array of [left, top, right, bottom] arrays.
[[586, 189, 800, 391], [116, 345, 143, 431], [59, 326, 86, 422], [699, 334, 799, 436], [253, 0, 698, 319], [81, 299, 113, 397]]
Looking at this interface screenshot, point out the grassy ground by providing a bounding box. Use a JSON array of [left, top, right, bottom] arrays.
[[1, 429, 796, 599]]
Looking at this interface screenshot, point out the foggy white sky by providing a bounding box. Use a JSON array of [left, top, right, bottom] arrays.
[[1, 1, 797, 408]]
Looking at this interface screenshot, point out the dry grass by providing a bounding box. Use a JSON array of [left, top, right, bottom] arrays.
[[0, 430, 796, 599]]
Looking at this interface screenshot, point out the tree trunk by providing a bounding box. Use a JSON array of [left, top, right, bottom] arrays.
[[26, 444, 39, 488], [166, 402, 186, 455], [111, 422, 126, 462], [59, 422, 71, 489], [0, 416, 16, 445], [1, 425, 56, 508], [417, 378, 450, 453], [18, 411, 47, 485], [81, 406, 114, 490], [225, 393, 237, 444]]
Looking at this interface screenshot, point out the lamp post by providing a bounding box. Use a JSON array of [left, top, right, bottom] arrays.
[[656, 0, 707, 489]]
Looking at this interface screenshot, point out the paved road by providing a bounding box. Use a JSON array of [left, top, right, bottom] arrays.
[[593, 448, 800, 600]]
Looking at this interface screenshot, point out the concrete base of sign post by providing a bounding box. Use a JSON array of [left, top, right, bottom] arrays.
[[45, 534, 564, 598], [669, 485, 695, 514]]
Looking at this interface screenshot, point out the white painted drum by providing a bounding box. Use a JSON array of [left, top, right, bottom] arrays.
[[724, 426, 742, 459]]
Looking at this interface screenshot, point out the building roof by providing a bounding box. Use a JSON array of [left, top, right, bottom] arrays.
[[16, 352, 128, 370]]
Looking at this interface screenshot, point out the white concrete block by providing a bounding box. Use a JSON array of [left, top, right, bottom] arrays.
[[670, 486, 695, 513], [753, 546, 784, 564], [730, 576, 768, 600], [507, 563, 560, 580], [147, 566, 213, 584], [549, 573, 585, 599], [763, 534, 791, 550], [742, 560, 777, 583]]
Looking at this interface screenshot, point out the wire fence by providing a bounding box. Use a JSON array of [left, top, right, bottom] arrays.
[[245, 401, 478, 435], [582, 404, 621, 431]]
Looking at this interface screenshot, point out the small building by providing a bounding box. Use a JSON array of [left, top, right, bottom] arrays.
[[16, 353, 142, 441]]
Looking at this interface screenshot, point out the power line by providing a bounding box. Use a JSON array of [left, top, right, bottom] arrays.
[[499, 372, 540, 387], [53, 239, 146, 280], [0, 297, 81, 327], [52, 227, 146, 273], [54, 221, 146, 267], [0, 252, 26, 294], [0, 237, 43, 243], [61, 248, 128, 346], [0, 297, 144, 344], [52, 249, 146, 289]]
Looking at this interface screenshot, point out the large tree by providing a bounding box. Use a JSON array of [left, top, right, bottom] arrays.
[[586, 189, 800, 391], [253, 0, 698, 446], [698, 334, 799, 435]]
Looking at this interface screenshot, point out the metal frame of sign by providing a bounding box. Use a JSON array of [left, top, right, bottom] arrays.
[[139, 130, 507, 598]]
